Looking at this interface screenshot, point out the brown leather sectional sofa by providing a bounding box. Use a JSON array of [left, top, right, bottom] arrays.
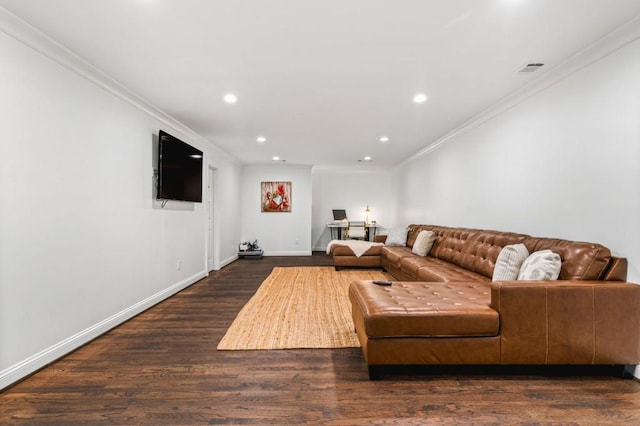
[[343, 224, 640, 379]]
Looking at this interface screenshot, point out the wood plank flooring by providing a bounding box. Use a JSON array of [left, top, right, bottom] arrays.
[[2, 253, 640, 424]]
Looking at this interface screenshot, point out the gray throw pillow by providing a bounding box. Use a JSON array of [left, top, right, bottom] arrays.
[[385, 227, 408, 246]]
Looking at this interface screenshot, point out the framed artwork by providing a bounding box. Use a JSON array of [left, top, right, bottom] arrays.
[[261, 181, 291, 212]]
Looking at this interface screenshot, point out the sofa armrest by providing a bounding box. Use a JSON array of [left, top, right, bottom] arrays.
[[490, 281, 640, 365]]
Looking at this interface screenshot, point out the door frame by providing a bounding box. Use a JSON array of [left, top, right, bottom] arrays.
[[207, 164, 219, 272]]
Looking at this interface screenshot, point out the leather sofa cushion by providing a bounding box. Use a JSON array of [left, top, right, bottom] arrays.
[[405, 225, 613, 281], [349, 281, 498, 338], [416, 262, 490, 283], [400, 256, 490, 282], [523, 237, 611, 280], [406, 226, 528, 278], [380, 246, 413, 268]]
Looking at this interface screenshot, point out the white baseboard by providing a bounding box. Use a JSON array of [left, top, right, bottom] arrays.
[[219, 254, 238, 269], [263, 251, 312, 256], [0, 271, 206, 391]]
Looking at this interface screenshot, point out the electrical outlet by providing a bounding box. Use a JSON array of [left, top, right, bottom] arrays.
[[176, 260, 182, 270], [295, 239, 299, 245]]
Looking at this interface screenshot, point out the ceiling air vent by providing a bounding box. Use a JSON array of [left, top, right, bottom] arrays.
[[519, 63, 544, 73]]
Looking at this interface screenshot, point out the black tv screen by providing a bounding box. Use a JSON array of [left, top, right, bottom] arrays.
[[157, 130, 203, 202]]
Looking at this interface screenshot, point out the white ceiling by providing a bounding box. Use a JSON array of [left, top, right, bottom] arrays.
[[3, 0, 640, 168]]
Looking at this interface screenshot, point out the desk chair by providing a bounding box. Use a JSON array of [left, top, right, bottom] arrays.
[[346, 222, 367, 240]]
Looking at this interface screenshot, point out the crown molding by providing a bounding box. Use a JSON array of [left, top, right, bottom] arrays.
[[398, 14, 640, 169], [311, 164, 392, 174], [0, 6, 238, 161]]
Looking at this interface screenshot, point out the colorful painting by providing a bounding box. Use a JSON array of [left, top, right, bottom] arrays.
[[261, 181, 291, 212]]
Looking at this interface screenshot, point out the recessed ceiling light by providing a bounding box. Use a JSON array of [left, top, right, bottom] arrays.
[[223, 93, 238, 104], [413, 93, 428, 104], [257, 136, 266, 143], [363, 156, 372, 162], [379, 136, 389, 143], [272, 156, 280, 161]]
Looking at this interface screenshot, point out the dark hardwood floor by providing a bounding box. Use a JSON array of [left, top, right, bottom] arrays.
[[2, 252, 639, 424]]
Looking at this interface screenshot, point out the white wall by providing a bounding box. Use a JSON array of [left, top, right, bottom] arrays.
[[240, 164, 312, 255], [311, 168, 395, 250], [394, 37, 640, 283], [0, 29, 242, 388]]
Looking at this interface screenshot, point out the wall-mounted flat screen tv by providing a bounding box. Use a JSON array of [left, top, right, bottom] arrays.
[[157, 130, 203, 202]]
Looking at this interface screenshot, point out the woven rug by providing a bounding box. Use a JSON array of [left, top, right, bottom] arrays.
[[217, 266, 392, 350]]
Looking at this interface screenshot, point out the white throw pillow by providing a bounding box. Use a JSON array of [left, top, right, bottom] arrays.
[[411, 230, 436, 256], [492, 243, 529, 281], [385, 227, 408, 246], [517, 250, 562, 281]]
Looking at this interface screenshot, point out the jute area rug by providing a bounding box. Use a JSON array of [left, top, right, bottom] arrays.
[[217, 266, 392, 350]]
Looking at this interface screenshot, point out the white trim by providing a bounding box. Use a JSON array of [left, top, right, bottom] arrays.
[[0, 6, 238, 162], [211, 167, 223, 272], [398, 14, 640, 168], [263, 251, 313, 256], [311, 164, 391, 173], [219, 254, 238, 269], [0, 271, 206, 391]]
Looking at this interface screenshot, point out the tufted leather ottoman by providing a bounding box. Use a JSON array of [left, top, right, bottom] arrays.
[[348, 280, 502, 378]]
